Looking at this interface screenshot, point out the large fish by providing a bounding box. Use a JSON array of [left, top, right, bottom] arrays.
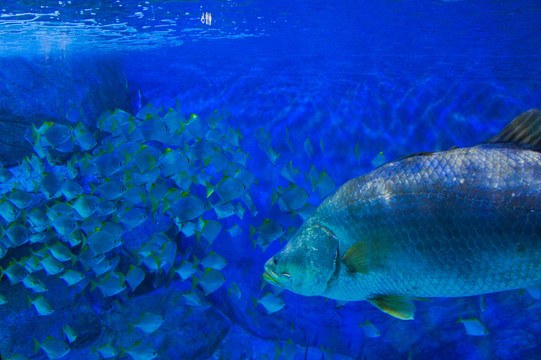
[[264, 109, 541, 320]]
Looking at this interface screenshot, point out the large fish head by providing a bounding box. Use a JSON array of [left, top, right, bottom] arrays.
[[263, 222, 338, 296]]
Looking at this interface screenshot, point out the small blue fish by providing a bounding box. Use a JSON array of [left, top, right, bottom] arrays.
[[71, 195, 97, 219], [22, 274, 48, 293], [281, 161, 300, 183], [189, 139, 216, 162], [181, 292, 204, 306], [87, 230, 122, 255], [26, 208, 48, 232], [97, 109, 133, 133], [47, 242, 73, 262], [457, 315, 489, 336], [92, 180, 126, 201], [126, 265, 146, 292], [200, 252, 227, 271], [39, 123, 73, 152], [129, 312, 164, 334], [121, 342, 158, 360], [255, 293, 285, 314], [59, 270, 85, 287], [73, 122, 97, 151], [250, 219, 284, 245], [28, 295, 54, 316], [228, 282, 242, 300], [207, 151, 229, 173], [93, 152, 125, 177], [60, 181, 83, 201], [166, 193, 206, 222], [212, 176, 245, 203], [62, 324, 77, 344], [40, 173, 63, 199], [0, 199, 18, 223], [197, 220, 222, 244], [271, 183, 309, 212], [117, 208, 147, 231], [194, 268, 225, 296], [213, 202, 236, 219], [174, 260, 197, 282], [360, 320, 381, 338], [92, 272, 126, 297], [7, 189, 32, 210], [33, 336, 70, 359], [5, 224, 30, 247], [135, 145, 161, 172], [159, 148, 190, 178], [93, 257, 120, 277], [94, 343, 118, 359], [96, 201, 117, 216], [51, 216, 78, 236], [40, 255, 64, 276], [0, 262, 28, 284], [227, 224, 243, 237]]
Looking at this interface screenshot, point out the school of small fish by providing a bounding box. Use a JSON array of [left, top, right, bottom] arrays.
[[0, 103, 340, 359]]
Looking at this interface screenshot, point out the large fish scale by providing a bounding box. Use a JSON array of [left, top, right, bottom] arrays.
[[316, 144, 541, 301]]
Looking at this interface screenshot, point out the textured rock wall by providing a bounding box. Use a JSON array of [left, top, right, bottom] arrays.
[[0, 56, 130, 165]]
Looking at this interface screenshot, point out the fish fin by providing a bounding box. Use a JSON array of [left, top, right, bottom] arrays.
[[484, 108, 541, 150], [388, 151, 435, 165], [249, 225, 257, 238], [341, 241, 371, 274], [411, 296, 433, 302], [33, 337, 41, 353], [367, 295, 415, 320]]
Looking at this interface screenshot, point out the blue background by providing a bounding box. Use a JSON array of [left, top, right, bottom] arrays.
[[0, 0, 540, 359]]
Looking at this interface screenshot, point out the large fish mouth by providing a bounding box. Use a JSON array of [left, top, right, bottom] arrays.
[[263, 264, 283, 287], [263, 270, 282, 286]]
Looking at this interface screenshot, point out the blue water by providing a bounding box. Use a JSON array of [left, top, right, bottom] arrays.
[[0, 1, 540, 359]]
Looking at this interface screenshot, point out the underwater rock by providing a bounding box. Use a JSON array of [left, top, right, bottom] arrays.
[[106, 288, 231, 360], [0, 56, 130, 165], [210, 325, 255, 360], [0, 270, 101, 359]]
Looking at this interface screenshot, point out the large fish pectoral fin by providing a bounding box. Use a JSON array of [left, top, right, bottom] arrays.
[[341, 241, 371, 274], [367, 295, 416, 320]]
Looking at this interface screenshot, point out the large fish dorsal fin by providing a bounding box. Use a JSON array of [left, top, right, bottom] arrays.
[[484, 109, 541, 150], [389, 151, 436, 163], [377, 109, 541, 168]]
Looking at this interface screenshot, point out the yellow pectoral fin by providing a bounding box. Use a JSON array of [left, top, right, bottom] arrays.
[[341, 241, 371, 274], [368, 295, 416, 321]]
